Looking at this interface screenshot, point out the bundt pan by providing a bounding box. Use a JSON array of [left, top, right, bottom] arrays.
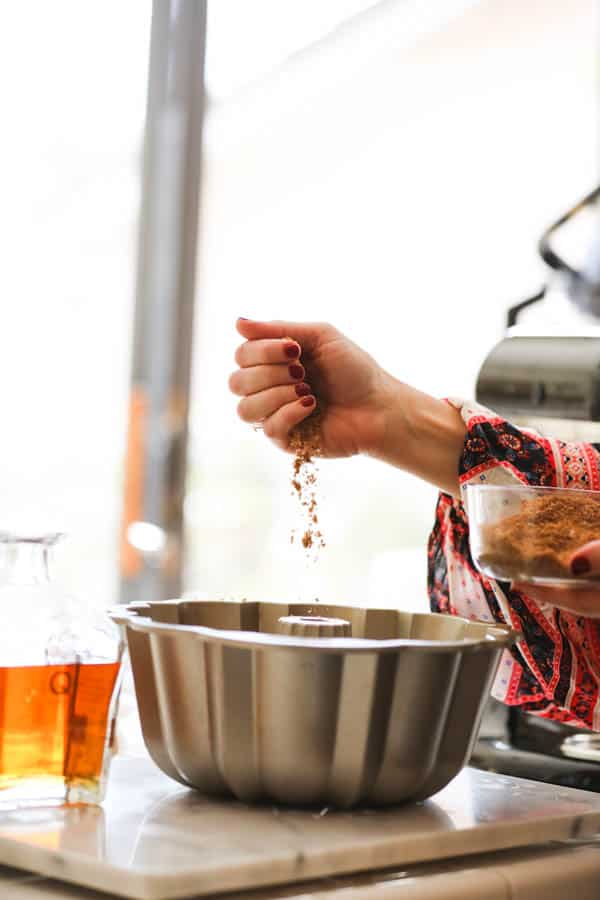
[[110, 600, 516, 808]]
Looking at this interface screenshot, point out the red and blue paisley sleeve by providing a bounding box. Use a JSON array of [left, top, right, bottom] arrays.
[[428, 399, 600, 729]]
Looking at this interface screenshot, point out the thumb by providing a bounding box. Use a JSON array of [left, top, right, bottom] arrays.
[[570, 540, 600, 577], [236, 317, 326, 354]]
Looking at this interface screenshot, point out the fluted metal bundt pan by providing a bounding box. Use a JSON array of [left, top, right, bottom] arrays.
[[110, 600, 516, 808]]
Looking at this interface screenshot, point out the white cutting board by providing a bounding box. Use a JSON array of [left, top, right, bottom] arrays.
[[0, 756, 598, 900]]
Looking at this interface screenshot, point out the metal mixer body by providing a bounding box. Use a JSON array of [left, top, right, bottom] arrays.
[[472, 186, 600, 786]]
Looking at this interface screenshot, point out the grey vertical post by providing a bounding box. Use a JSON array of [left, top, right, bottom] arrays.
[[120, 0, 207, 604]]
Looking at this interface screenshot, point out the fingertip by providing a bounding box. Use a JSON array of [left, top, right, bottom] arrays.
[[236, 317, 255, 337], [571, 555, 591, 577], [280, 397, 316, 438], [227, 371, 242, 395], [291, 395, 317, 427], [568, 540, 600, 575]]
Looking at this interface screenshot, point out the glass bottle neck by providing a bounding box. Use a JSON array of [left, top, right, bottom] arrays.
[[0, 542, 51, 585]]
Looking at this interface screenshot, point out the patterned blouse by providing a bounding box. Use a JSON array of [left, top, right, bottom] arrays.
[[428, 399, 600, 730]]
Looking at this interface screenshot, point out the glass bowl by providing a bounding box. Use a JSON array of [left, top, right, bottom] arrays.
[[466, 484, 600, 589]]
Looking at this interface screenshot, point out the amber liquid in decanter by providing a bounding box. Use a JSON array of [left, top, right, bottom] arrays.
[[0, 532, 123, 808], [0, 661, 120, 797]]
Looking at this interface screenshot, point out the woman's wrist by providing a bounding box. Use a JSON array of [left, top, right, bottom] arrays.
[[368, 376, 466, 496]]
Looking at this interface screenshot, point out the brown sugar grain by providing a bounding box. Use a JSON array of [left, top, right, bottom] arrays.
[[479, 493, 600, 580], [289, 407, 325, 558]]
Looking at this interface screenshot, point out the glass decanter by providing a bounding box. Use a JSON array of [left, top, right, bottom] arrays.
[[0, 531, 123, 809]]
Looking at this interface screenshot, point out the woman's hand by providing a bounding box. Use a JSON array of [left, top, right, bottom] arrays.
[[514, 540, 600, 617], [229, 318, 466, 494], [229, 318, 391, 457]]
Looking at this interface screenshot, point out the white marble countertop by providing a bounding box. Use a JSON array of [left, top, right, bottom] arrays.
[[0, 755, 599, 900], [3, 842, 600, 900]]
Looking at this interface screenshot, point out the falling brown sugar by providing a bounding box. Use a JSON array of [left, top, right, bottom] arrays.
[[289, 408, 325, 558], [479, 493, 600, 580]]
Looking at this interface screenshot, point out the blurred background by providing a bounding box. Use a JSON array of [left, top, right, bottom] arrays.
[[0, 0, 597, 614]]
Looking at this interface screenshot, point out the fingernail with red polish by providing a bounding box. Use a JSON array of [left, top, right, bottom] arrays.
[[284, 342, 300, 359], [301, 396, 315, 408], [289, 364, 304, 379], [571, 555, 591, 576], [238, 317, 249, 321], [295, 383, 311, 397]]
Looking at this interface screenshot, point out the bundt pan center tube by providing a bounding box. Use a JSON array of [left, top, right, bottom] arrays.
[[110, 600, 517, 808]]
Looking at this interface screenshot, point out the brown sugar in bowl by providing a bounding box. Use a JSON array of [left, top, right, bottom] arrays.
[[467, 485, 600, 585]]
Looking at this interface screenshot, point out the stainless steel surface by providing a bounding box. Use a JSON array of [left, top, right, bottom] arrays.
[[476, 336, 600, 421], [562, 734, 600, 763], [111, 600, 515, 808], [120, 0, 207, 605]]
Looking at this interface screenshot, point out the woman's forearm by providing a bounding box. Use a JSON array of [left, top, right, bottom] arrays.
[[370, 377, 466, 496]]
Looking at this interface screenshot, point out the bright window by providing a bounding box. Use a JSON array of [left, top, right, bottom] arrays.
[[185, 0, 598, 610], [0, 1, 596, 615], [0, 3, 150, 608]]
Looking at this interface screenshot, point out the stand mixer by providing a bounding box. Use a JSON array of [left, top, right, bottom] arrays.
[[473, 185, 600, 786]]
